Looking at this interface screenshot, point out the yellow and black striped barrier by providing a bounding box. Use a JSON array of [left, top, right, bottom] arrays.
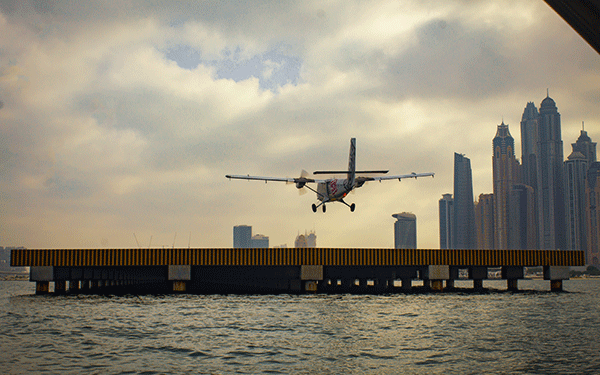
[[11, 248, 584, 267]]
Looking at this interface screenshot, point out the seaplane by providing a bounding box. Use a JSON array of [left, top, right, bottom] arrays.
[[226, 138, 434, 213]]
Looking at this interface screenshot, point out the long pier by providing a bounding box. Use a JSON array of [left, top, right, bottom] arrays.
[[10, 248, 584, 294]]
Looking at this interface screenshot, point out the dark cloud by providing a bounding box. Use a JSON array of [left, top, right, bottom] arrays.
[[366, 18, 513, 101]]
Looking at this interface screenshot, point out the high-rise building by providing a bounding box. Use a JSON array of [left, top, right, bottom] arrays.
[[294, 231, 317, 247], [520, 102, 540, 248], [306, 231, 317, 247], [453, 153, 476, 249], [251, 234, 269, 248], [508, 184, 536, 249], [565, 150, 589, 251], [295, 234, 307, 247], [439, 193, 453, 249], [294, 231, 317, 248], [392, 212, 417, 249], [571, 125, 597, 164], [536, 93, 566, 250], [475, 193, 494, 249], [585, 162, 600, 265], [520, 102, 539, 189], [493, 122, 519, 249], [233, 225, 252, 248]]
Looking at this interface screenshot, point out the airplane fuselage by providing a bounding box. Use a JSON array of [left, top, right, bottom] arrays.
[[317, 179, 352, 202]]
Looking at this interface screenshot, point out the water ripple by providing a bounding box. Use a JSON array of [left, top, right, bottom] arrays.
[[1, 280, 600, 374]]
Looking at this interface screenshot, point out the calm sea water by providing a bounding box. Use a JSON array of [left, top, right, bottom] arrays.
[[1, 279, 599, 374]]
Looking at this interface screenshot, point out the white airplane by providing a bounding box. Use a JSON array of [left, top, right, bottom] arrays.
[[226, 138, 434, 213]]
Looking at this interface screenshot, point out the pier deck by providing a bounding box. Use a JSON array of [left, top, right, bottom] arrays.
[[11, 248, 584, 294]]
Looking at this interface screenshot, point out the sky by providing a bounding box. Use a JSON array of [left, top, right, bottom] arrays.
[[1, 0, 599, 250]]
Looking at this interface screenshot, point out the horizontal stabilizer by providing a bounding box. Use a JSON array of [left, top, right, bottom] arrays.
[[313, 170, 389, 175]]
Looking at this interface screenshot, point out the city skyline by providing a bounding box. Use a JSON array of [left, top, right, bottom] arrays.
[[1, 1, 599, 250]]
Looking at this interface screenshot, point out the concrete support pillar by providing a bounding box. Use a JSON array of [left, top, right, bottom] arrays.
[[431, 280, 444, 291], [426, 265, 449, 292], [168, 265, 192, 293], [401, 278, 412, 291], [544, 266, 569, 292], [54, 280, 66, 294], [446, 279, 455, 289], [305, 281, 318, 292], [473, 279, 484, 290], [550, 280, 563, 292], [82, 280, 90, 291], [31, 266, 53, 295], [507, 279, 518, 291], [172, 281, 187, 292], [69, 280, 80, 293], [91, 280, 99, 290], [36, 281, 49, 295]]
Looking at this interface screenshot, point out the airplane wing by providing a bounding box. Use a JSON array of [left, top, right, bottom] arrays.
[[356, 172, 435, 183], [225, 174, 327, 184]]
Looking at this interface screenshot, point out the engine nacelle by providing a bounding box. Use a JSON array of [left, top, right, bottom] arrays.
[[296, 181, 306, 189]]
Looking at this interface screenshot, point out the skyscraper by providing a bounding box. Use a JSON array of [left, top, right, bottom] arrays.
[[565, 150, 589, 251], [233, 225, 252, 248], [392, 212, 417, 249], [295, 231, 317, 247], [537, 94, 566, 250], [572, 125, 597, 163], [439, 193, 453, 249], [508, 184, 536, 249], [475, 193, 494, 249], [493, 121, 519, 249], [585, 162, 600, 265], [251, 234, 269, 248], [520, 102, 539, 190], [453, 153, 476, 249], [520, 101, 540, 249]]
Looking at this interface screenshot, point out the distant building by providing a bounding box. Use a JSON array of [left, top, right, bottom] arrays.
[[453, 153, 476, 249], [392, 212, 416, 249], [585, 162, 600, 265], [439, 194, 453, 249], [251, 234, 269, 248], [233, 225, 252, 248], [520, 102, 540, 192], [493, 122, 519, 249], [508, 184, 536, 249], [536, 94, 566, 250], [475, 193, 494, 249], [571, 125, 597, 164], [565, 150, 589, 251], [520, 102, 540, 248], [294, 231, 317, 248], [295, 234, 307, 248], [306, 231, 317, 247]]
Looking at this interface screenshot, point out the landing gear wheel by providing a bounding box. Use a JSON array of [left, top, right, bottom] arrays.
[[323, 205, 326, 213], [312, 204, 317, 213], [350, 203, 355, 212]]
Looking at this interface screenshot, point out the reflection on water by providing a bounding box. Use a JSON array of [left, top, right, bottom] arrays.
[[1, 280, 599, 374]]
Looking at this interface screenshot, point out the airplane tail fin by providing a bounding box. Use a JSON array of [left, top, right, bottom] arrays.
[[347, 138, 356, 188]]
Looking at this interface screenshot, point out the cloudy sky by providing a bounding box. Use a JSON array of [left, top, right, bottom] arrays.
[[1, 0, 599, 250]]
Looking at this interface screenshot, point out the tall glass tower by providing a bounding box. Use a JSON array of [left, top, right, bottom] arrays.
[[453, 153, 476, 249], [493, 122, 519, 249], [439, 194, 454, 249], [537, 94, 566, 250]]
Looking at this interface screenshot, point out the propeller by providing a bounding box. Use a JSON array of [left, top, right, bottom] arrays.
[[298, 169, 309, 195], [288, 169, 310, 195]]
